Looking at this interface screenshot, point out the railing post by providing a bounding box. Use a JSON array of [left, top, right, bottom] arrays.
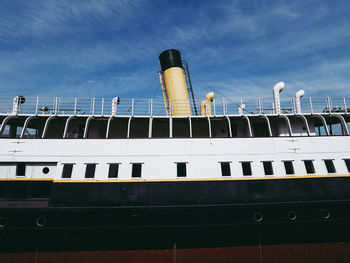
[[291, 97, 296, 114], [92, 98, 95, 115], [258, 98, 262, 114], [101, 98, 104, 116], [222, 98, 225, 115], [309, 97, 313, 114], [188, 99, 190, 116], [74, 98, 77, 115], [344, 97, 348, 114], [213, 99, 216, 115], [55, 97, 59, 115], [131, 99, 134, 116], [327, 97, 331, 113], [150, 99, 153, 116], [35, 97, 39, 115]]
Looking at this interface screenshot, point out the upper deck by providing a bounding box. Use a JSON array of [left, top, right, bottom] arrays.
[[0, 96, 349, 139], [0, 95, 350, 116]]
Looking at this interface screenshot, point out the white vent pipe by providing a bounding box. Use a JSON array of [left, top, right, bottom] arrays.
[[273, 82, 284, 114], [12, 96, 25, 114], [112, 97, 120, 115], [238, 104, 245, 115], [295, 89, 305, 114]]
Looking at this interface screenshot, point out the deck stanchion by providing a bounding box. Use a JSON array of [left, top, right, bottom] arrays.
[[343, 97, 347, 114], [101, 98, 104, 116], [309, 97, 313, 114], [131, 99, 134, 116], [35, 97, 39, 115], [74, 98, 77, 115]]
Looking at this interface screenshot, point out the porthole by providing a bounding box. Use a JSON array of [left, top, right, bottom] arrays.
[[42, 167, 50, 174], [322, 210, 330, 220], [0, 217, 8, 227], [254, 212, 263, 222], [288, 211, 297, 221], [36, 216, 46, 227]]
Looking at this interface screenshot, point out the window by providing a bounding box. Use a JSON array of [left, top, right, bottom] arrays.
[[176, 162, 187, 177], [304, 160, 315, 174], [283, 161, 294, 175], [85, 163, 96, 178], [344, 159, 350, 173], [220, 162, 231, 177], [16, 162, 26, 176], [262, 161, 273, 176], [62, 164, 73, 178], [108, 163, 119, 178], [324, 160, 336, 173], [241, 162, 252, 176], [131, 163, 142, 178]]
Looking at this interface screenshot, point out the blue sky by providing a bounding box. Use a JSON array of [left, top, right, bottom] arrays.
[[1, 0, 350, 100]]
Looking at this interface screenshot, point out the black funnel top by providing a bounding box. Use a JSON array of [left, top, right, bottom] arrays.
[[159, 49, 183, 71]]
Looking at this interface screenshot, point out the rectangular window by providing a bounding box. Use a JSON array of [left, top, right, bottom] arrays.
[[16, 162, 26, 176], [304, 160, 315, 174], [220, 162, 231, 177], [283, 161, 295, 175], [262, 161, 274, 175], [131, 163, 142, 178], [177, 162, 187, 177], [324, 159, 336, 173], [108, 163, 119, 178], [85, 163, 96, 178], [62, 164, 73, 178], [344, 159, 350, 173], [241, 162, 252, 176]]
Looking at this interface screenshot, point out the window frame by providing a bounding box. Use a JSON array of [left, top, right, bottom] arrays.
[[16, 162, 26, 177], [262, 161, 274, 176], [219, 161, 231, 177], [108, 163, 120, 179], [240, 161, 252, 176], [343, 159, 350, 173], [175, 162, 187, 178], [323, 159, 336, 174], [131, 163, 143, 178], [303, 160, 315, 174], [62, 163, 74, 179], [283, 160, 295, 175], [85, 163, 97, 179]]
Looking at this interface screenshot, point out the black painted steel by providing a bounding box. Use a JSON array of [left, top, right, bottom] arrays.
[[159, 49, 183, 71], [2, 177, 350, 252]]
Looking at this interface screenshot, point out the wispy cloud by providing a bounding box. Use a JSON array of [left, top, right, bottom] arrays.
[[0, 0, 350, 100]]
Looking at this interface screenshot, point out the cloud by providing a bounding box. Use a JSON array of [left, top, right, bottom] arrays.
[[0, 0, 350, 103]]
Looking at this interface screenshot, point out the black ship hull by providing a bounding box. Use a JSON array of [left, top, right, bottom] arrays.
[[1, 175, 350, 261]]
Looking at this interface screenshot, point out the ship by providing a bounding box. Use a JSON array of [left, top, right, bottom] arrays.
[[0, 49, 350, 262]]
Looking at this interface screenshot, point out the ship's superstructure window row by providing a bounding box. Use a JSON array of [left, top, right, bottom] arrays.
[[1, 113, 349, 139], [2, 157, 350, 180]]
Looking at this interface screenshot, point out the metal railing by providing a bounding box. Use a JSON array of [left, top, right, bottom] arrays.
[[0, 96, 349, 116]]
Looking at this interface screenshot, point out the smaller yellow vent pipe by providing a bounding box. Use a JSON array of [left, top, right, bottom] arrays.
[[200, 92, 214, 116]]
